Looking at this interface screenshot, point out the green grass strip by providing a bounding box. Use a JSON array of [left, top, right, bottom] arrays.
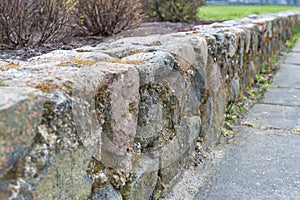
[[198, 5, 300, 20]]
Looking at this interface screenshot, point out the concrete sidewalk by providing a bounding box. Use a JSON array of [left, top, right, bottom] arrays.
[[193, 42, 300, 199]]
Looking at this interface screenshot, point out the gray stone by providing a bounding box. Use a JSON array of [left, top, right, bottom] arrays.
[[206, 62, 223, 97], [241, 61, 255, 93], [136, 84, 164, 144], [201, 59, 227, 148], [40, 91, 79, 150], [157, 34, 201, 69], [34, 148, 92, 199], [224, 31, 238, 57], [73, 63, 140, 170], [0, 181, 10, 199], [228, 72, 240, 102], [184, 34, 208, 69], [121, 51, 178, 85], [0, 63, 82, 93], [113, 34, 206, 198], [0, 87, 43, 176], [120, 165, 158, 200], [93, 183, 123, 200], [154, 156, 187, 199], [158, 116, 200, 169], [154, 116, 201, 198], [28, 49, 113, 65]]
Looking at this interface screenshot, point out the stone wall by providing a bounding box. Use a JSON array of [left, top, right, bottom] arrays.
[[0, 11, 299, 200]]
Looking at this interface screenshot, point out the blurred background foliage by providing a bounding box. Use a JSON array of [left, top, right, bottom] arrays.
[[0, 0, 299, 49]]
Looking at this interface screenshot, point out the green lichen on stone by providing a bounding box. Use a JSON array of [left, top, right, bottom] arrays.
[[120, 170, 158, 200], [34, 148, 92, 200]]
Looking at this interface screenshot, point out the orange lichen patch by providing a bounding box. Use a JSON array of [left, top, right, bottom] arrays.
[[6, 63, 19, 69], [128, 49, 144, 56], [56, 61, 72, 67], [0, 82, 7, 87], [0, 62, 19, 71], [29, 83, 63, 93], [76, 49, 93, 52], [109, 59, 147, 65], [57, 59, 97, 67]]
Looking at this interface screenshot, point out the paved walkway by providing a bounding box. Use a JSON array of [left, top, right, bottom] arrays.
[[166, 42, 300, 200], [194, 42, 300, 199]]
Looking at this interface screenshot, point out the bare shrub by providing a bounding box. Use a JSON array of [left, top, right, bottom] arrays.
[[0, 0, 37, 48], [0, 0, 72, 49], [71, 0, 144, 36], [35, 0, 73, 45], [141, 0, 205, 22]]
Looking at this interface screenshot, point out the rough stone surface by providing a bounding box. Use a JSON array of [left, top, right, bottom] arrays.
[[0, 87, 43, 176], [166, 40, 300, 200], [121, 168, 158, 199], [34, 148, 92, 199], [27, 48, 114, 66], [92, 183, 123, 200], [0, 11, 299, 200]]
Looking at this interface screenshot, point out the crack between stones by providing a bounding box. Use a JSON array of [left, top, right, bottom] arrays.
[[241, 123, 300, 134], [283, 62, 300, 66], [259, 102, 300, 108], [268, 86, 300, 90]]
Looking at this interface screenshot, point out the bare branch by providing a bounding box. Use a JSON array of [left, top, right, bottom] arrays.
[[71, 0, 144, 37]]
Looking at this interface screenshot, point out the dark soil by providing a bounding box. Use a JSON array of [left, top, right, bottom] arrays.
[[0, 36, 104, 61], [0, 20, 220, 61]]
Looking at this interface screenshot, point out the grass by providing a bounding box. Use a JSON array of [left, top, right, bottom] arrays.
[[198, 5, 300, 20], [286, 24, 300, 48]]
